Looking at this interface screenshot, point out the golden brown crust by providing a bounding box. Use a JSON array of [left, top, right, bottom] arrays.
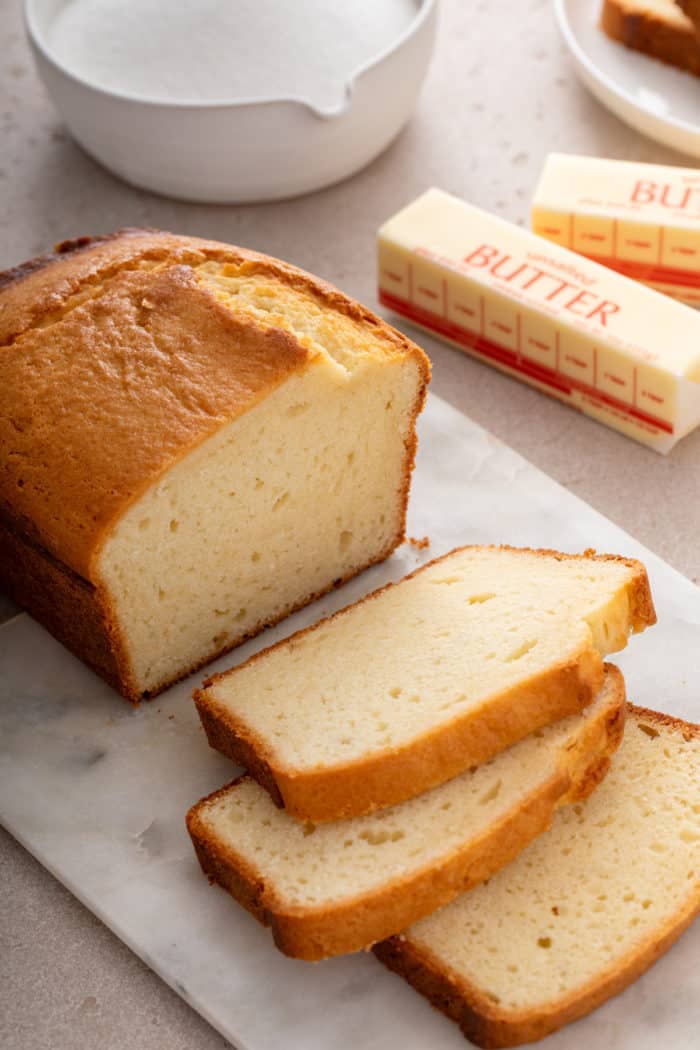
[[575, 547, 656, 632], [627, 700, 700, 739], [187, 777, 272, 930], [188, 770, 570, 961], [186, 667, 626, 960], [0, 510, 132, 695], [0, 227, 429, 579], [0, 228, 429, 702], [198, 649, 603, 821], [560, 667, 627, 802], [375, 881, 700, 1049], [0, 229, 154, 298], [679, 0, 700, 30], [373, 704, 700, 1048], [196, 546, 654, 821], [601, 0, 700, 76], [2, 264, 314, 579], [0, 229, 201, 344], [0, 227, 428, 355]]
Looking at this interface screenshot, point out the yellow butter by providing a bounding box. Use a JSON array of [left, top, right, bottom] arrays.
[[378, 188, 700, 453], [532, 153, 700, 306]]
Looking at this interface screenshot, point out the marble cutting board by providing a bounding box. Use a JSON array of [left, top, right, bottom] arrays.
[[1, 393, 699, 1050]]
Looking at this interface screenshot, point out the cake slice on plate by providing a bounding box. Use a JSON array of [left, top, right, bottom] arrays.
[[601, 0, 700, 76]]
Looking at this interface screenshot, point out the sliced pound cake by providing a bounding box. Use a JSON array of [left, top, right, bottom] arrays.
[[0, 230, 429, 702], [375, 706, 700, 1048], [188, 667, 625, 959], [196, 546, 654, 820], [601, 0, 700, 77]]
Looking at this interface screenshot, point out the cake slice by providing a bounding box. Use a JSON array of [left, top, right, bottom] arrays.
[[195, 546, 654, 820], [375, 706, 700, 1048], [601, 0, 700, 77], [187, 667, 625, 960], [0, 229, 429, 702]]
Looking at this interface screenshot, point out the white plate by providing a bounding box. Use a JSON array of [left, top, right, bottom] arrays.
[[1, 394, 699, 1050], [555, 0, 700, 157]]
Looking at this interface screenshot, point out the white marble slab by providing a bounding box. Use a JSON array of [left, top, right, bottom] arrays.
[[1, 393, 699, 1050]]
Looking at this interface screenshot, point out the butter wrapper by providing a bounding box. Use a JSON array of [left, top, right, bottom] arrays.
[[378, 188, 700, 453], [532, 153, 700, 306]]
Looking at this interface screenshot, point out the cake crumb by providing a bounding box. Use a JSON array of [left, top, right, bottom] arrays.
[[408, 535, 430, 550]]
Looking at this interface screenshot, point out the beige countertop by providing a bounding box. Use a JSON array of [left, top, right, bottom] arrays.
[[2, 1, 699, 1047]]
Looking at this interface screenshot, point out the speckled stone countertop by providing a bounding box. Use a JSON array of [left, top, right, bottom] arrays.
[[2, 1, 699, 1047]]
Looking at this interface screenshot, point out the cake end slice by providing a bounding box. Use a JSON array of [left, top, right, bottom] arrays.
[[601, 0, 700, 77]]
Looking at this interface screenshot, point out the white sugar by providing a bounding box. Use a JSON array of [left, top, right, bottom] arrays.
[[45, 0, 418, 107]]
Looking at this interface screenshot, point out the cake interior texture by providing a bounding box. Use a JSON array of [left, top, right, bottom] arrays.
[[191, 674, 620, 910], [96, 261, 425, 696], [384, 709, 700, 1035], [202, 548, 646, 771]]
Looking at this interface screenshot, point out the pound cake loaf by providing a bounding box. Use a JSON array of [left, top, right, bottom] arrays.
[[188, 668, 625, 960], [195, 545, 654, 821], [375, 706, 700, 1048], [0, 229, 430, 702], [601, 0, 700, 77]]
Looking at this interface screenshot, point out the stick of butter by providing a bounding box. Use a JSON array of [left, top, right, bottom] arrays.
[[377, 188, 700, 453], [532, 153, 700, 306]]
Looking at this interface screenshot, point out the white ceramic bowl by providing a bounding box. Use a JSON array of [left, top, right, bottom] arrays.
[[25, 0, 438, 203]]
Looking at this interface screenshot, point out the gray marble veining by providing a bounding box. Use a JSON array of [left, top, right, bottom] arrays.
[[1, 394, 698, 1050]]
